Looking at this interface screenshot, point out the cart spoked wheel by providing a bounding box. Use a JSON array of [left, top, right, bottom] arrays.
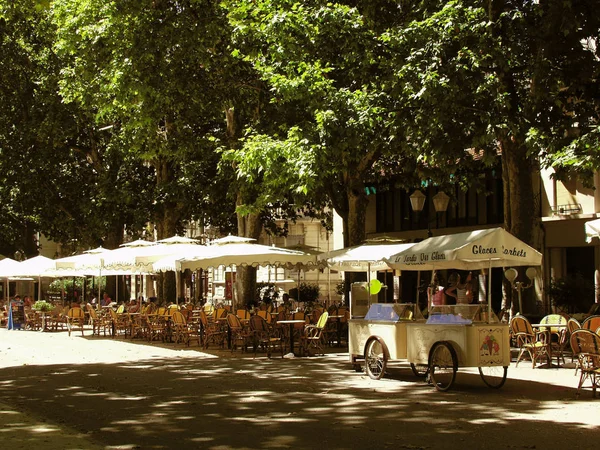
[[364, 336, 389, 380], [429, 341, 458, 391], [478, 366, 508, 388], [410, 363, 429, 378]]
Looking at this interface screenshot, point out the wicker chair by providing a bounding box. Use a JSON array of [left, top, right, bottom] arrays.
[[249, 314, 283, 358], [582, 315, 600, 332], [510, 314, 551, 368], [66, 307, 85, 337], [226, 313, 252, 352], [171, 310, 201, 346], [86, 304, 111, 336], [301, 311, 329, 356], [198, 310, 225, 349], [570, 329, 600, 398], [539, 314, 569, 367]]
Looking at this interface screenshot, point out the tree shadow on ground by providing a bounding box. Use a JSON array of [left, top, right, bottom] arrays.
[[0, 348, 599, 450]]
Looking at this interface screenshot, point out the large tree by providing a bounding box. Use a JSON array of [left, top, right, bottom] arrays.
[[384, 0, 600, 244], [225, 0, 424, 251], [0, 0, 155, 259], [52, 0, 242, 300]]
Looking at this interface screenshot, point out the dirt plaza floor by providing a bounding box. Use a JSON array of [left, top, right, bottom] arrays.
[[0, 327, 599, 450]]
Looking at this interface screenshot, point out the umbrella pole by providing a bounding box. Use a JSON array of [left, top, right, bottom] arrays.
[[327, 267, 331, 307], [487, 259, 492, 323], [416, 271, 421, 306]]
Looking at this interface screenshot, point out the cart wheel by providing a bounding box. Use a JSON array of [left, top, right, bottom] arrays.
[[478, 366, 507, 389], [429, 341, 458, 391], [410, 363, 429, 378], [364, 337, 388, 380]]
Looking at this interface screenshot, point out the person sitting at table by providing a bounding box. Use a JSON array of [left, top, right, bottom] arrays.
[[0, 301, 7, 327], [23, 296, 33, 308], [101, 292, 112, 307], [127, 298, 140, 313]]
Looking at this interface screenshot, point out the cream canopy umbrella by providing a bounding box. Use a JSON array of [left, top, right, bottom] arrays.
[[585, 218, 600, 243], [178, 242, 320, 271], [0, 257, 26, 277], [384, 227, 543, 318], [319, 239, 415, 272], [97, 240, 158, 274], [103, 236, 204, 273], [1, 256, 57, 301], [0, 258, 22, 301], [384, 227, 542, 271], [177, 240, 320, 307]]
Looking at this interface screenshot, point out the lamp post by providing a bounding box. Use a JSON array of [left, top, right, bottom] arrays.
[[504, 267, 537, 314], [409, 189, 450, 237]]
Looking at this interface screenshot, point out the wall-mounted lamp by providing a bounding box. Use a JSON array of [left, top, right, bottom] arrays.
[[409, 189, 450, 236]]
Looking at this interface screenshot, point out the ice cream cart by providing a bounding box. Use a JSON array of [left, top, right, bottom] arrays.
[[352, 227, 542, 391], [350, 302, 509, 391]]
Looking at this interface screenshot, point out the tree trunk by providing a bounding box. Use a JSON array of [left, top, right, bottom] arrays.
[[342, 176, 370, 303], [235, 192, 262, 310], [104, 221, 125, 301], [500, 135, 537, 313], [154, 158, 180, 304]]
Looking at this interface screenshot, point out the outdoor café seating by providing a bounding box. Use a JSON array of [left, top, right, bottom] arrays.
[[171, 310, 201, 347], [538, 314, 569, 367], [109, 308, 131, 338], [199, 310, 225, 349], [569, 329, 600, 398], [226, 313, 252, 352], [66, 307, 86, 337], [249, 314, 284, 358], [300, 310, 329, 356], [582, 315, 600, 332], [510, 314, 552, 368], [86, 304, 111, 336], [146, 311, 168, 342]]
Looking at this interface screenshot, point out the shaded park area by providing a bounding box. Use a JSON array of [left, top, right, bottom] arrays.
[[0, 329, 598, 449]]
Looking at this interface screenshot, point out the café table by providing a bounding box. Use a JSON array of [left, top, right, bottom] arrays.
[[276, 319, 306, 355], [531, 323, 568, 367]]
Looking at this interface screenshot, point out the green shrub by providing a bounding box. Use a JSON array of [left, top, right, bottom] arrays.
[[547, 274, 596, 314], [32, 300, 53, 312]]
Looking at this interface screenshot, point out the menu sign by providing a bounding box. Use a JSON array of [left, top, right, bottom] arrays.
[[8, 300, 25, 330]]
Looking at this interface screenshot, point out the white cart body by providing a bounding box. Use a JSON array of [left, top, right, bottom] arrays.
[[406, 322, 510, 367], [348, 303, 425, 362]]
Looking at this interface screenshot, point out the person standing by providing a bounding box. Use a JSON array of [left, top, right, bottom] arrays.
[[427, 273, 446, 309]]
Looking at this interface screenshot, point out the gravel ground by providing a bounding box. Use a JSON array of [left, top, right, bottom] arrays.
[[0, 327, 598, 450]]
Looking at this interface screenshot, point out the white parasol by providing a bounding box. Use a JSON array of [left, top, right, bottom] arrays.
[[319, 239, 415, 272], [585, 218, 600, 243], [384, 227, 542, 271], [177, 242, 320, 272]]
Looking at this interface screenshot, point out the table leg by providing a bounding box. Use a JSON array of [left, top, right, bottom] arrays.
[[289, 323, 294, 354]]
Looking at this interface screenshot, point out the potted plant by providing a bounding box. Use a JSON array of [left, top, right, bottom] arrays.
[[32, 300, 53, 313]]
